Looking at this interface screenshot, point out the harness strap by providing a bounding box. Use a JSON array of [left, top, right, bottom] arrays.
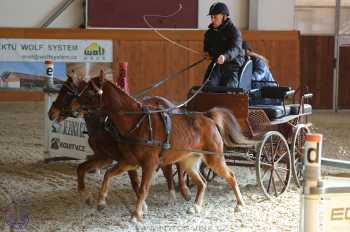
[[160, 111, 172, 150]]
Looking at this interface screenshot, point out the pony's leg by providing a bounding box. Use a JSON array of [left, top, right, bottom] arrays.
[[131, 161, 158, 222], [127, 170, 148, 213], [77, 157, 112, 205], [204, 155, 245, 212], [97, 162, 133, 211], [180, 154, 206, 214], [127, 170, 140, 196], [176, 163, 191, 201], [161, 165, 176, 204]]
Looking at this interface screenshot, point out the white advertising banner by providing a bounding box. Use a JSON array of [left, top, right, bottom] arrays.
[[45, 94, 93, 159], [48, 117, 93, 159], [0, 39, 113, 62], [320, 192, 350, 231]]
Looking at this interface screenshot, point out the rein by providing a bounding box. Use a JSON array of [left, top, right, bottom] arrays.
[[134, 57, 207, 98], [121, 63, 217, 115]]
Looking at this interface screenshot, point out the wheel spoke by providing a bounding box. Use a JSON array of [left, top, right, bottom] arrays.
[[261, 167, 270, 181], [206, 169, 211, 180], [296, 148, 304, 156], [272, 173, 278, 197], [275, 151, 288, 165], [270, 136, 274, 159], [267, 171, 273, 193], [276, 166, 289, 172], [273, 139, 282, 161], [260, 162, 273, 168], [274, 169, 286, 186]]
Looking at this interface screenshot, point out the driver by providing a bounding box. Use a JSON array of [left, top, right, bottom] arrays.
[[203, 2, 245, 88]]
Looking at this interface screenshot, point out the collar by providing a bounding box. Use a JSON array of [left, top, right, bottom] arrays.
[[208, 18, 232, 31]]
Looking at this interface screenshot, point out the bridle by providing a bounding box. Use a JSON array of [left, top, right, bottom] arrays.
[[51, 79, 91, 118]]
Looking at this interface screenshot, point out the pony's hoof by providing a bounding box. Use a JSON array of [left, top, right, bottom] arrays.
[[193, 204, 202, 213], [97, 201, 107, 211], [130, 216, 138, 224], [79, 190, 93, 206], [168, 190, 176, 205], [186, 207, 195, 215], [142, 202, 148, 214], [187, 204, 201, 215], [234, 204, 243, 213], [180, 187, 191, 201], [131, 211, 143, 222]]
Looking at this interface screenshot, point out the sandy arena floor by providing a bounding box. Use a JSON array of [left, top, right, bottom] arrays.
[[0, 102, 349, 232]]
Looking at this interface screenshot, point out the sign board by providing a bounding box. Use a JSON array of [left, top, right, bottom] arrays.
[[321, 192, 350, 231], [44, 94, 93, 159], [0, 39, 113, 62]]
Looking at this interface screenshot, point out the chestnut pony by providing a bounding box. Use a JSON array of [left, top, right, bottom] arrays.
[[48, 76, 190, 208], [70, 72, 247, 221]]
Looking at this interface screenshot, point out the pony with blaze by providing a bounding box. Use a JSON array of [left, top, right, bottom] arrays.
[[48, 75, 191, 209], [69, 71, 250, 221]]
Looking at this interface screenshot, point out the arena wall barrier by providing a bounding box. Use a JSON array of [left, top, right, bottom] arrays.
[[0, 28, 301, 102], [300, 133, 350, 232]]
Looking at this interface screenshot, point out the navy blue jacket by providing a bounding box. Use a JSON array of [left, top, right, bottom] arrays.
[[251, 56, 275, 89], [204, 19, 244, 64]]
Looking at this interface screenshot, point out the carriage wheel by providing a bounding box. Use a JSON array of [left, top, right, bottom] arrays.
[[291, 125, 310, 187], [199, 162, 217, 182], [256, 131, 292, 198]]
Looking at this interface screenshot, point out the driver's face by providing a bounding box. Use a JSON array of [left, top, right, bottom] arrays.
[[211, 14, 224, 28]]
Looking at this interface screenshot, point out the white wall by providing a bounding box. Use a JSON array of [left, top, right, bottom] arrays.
[[250, 0, 295, 30], [198, 0, 249, 29], [296, 0, 350, 7], [0, 0, 83, 28]]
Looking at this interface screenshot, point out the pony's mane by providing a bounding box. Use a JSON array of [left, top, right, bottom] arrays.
[[103, 79, 143, 106]]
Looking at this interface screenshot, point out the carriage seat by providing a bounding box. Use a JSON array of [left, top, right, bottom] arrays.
[[260, 86, 294, 99], [249, 86, 296, 120], [249, 105, 292, 120], [289, 104, 312, 115]]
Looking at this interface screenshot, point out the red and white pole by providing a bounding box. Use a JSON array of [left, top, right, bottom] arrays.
[[117, 62, 129, 94], [300, 133, 323, 232], [45, 60, 54, 89]]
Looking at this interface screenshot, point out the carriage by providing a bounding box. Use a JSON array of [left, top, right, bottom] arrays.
[[186, 59, 313, 198]]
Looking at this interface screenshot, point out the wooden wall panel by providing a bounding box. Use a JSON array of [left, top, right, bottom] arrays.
[[339, 45, 350, 109], [300, 36, 334, 109], [0, 28, 300, 102], [246, 39, 300, 90], [0, 91, 43, 101], [87, 0, 198, 28]]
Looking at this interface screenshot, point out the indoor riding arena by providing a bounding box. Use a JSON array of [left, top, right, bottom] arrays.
[[1, 1, 350, 232]]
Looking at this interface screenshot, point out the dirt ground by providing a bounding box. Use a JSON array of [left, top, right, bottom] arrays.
[[0, 102, 349, 232]]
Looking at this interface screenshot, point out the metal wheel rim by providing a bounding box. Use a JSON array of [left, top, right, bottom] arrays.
[[291, 125, 310, 187]]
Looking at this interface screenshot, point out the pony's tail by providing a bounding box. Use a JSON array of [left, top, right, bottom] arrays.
[[206, 107, 258, 147]]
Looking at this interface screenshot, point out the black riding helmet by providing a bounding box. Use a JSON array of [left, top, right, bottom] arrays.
[[208, 2, 230, 16]]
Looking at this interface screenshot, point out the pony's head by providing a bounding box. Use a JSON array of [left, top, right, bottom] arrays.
[[47, 70, 99, 122], [69, 70, 107, 115]]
